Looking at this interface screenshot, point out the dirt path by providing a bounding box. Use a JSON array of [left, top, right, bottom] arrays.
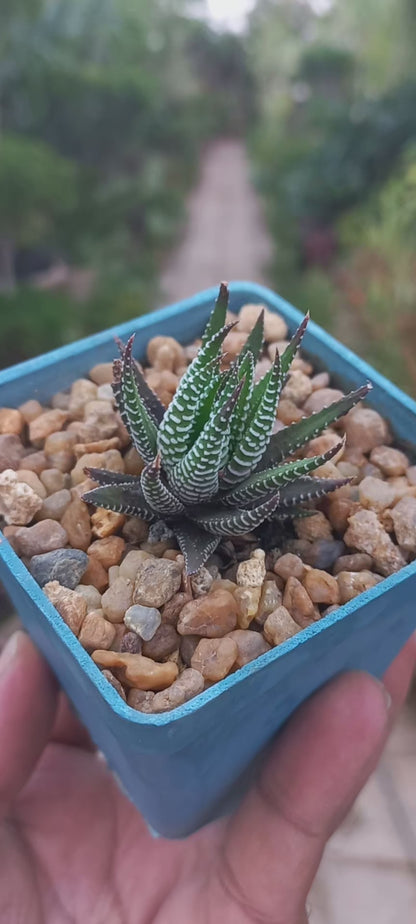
[[159, 138, 272, 304]]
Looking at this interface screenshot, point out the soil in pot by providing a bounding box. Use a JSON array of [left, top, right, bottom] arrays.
[[1, 297, 415, 714]]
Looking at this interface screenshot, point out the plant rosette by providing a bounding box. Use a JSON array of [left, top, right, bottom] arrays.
[[0, 282, 415, 838]]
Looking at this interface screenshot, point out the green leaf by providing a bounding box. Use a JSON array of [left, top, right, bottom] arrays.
[[157, 322, 235, 468], [279, 313, 309, 379], [190, 492, 281, 536], [238, 309, 264, 364], [260, 384, 371, 468], [81, 483, 153, 518], [170, 380, 244, 504], [114, 337, 165, 424], [220, 352, 283, 487], [278, 476, 350, 508], [223, 438, 346, 505], [175, 521, 220, 574], [141, 454, 186, 516], [201, 282, 229, 348], [229, 351, 255, 453], [83, 467, 140, 486], [114, 336, 158, 464]]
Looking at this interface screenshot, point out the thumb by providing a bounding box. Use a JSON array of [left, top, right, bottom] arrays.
[[213, 671, 392, 924], [0, 631, 58, 818]]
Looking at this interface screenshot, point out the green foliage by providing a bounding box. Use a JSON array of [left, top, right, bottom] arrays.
[[82, 285, 368, 572]]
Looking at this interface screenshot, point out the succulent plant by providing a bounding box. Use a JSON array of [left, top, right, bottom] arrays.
[[82, 284, 370, 572]]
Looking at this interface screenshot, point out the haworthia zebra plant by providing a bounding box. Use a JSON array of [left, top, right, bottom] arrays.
[[82, 284, 370, 573]]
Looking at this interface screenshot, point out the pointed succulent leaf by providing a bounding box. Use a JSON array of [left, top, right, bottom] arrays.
[[278, 476, 351, 508], [279, 313, 309, 379], [141, 454, 186, 516], [260, 384, 372, 468], [170, 381, 244, 505], [223, 438, 346, 506], [189, 492, 281, 536], [83, 466, 141, 486], [157, 323, 235, 468], [81, 482, 153, 518], [201, 282, 229, 347], [238, 309, 264, 364], [220, 352, 283, 487], [114, 336, 158, 464], [188, 368, 223, 444], [229, 351, 255, 451], [175, 521, 220, 574]]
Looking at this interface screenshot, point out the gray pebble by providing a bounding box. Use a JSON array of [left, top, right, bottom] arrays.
[[29, 548, 89, 588], [301, 539, 345, 570], [124, 603, 161, 641]]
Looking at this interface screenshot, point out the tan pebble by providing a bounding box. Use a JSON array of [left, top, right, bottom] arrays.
[[96, 384, 115, 403], [295, 512, 332, 542], [344, 509, 406, 576], [302, 569, 340, 605], [0, 433, 24, 471], [190, 566, 214, 597], [303, 431, 344, 460], [101, 669, 127, 701], [119, 549, 152, 580], [79, 610, 116, 652], [0, 469, 43, 525], [263, 308, 288, 342], [127, 689, 154, 711], [88, 536, 125, 569], [255, 580, 283, 627], [310, 372, 330, 391], [281, 370, 312, 406], [235, 586, 262, 629], [16, 469, 47, 498], [29, 410, 68, 446], [74, 437, 120, 457], [150, 669, 204, 713], [79, 555, 108, 593], [333, 553, 373, 575], [388, 477, 415, 504], [68, 379, 98, 419], [277, 399, 304, 425], [72, 449, 124, 485], [14, 519, 67, 556], [328, 493, 360, 532], [108, 565, 120, 584], [89, 363, 114, 385], [263, 606, 300, 646], [407, 466, 416, 486], [274, 553, 305, 581], [210, 579, 237, 594], [44, 430, 75, 472], [358, 476, 396, 512], [191, 637, 238, 682], [74, 583, 102, 612], [21, 450, 48, 474], [140, 538, 176, 557], [101, 577, 133, 623], [91, 649, 178, 691], [221, 329, 248, 361], [343, 407, 391, 452], [291, 357, 313, 375], [147, 336, 185, 373], [91, 508, 125, 538], [303, 388, 344, 416], [162, 592, 192, 626], [40, 468, 66, 494], [337, 570, 384, 604], [0, 408, 24, 435], [43, 581, 87, 636], [283, 576, 318, 628], [111, 624, 127, 652], [227, 629, 271, 667], [390, 497, 416, 553], [177, 590, 238, 637], [236, 548, 266, 587], [18, 399, 43, 424], [51, 391, 70, 411], [370, 445, 409, 477], [337, 461, 360, 479], [133, 558, 182, 608], [61, 498, 91, 551], [36, 488, 72, 521], [123, 446, 145, 476], [121, 517, 149, 544], [253, 357, 272, 382]]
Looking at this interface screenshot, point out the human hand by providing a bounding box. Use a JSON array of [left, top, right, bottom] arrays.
[[0, 630, 414, 924]]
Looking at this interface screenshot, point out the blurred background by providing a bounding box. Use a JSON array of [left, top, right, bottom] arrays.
[[0, 0, 415, 393], [0, 3, 416, 921]]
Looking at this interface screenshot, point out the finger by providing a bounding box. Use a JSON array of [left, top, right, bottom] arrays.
[[0, 631, 58, 818], [214, 671, 392, 924], [51, 691, 94, 751], [383, 633, 416, 714]]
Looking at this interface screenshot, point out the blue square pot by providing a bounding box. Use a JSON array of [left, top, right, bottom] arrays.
[[1, 282, 415, 838]]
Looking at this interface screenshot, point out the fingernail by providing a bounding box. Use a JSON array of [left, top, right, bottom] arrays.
[[375, 678, 392, 712], [0, 630, 26, 675]]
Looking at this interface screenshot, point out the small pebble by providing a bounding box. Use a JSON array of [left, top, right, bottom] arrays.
[[294, 512, 332, 542], [227, 630, 271, 667], [91, 508, 125, 538], [0, 408, 24, 435], [263, 606, 300, 646], [119, 549, 152, 580], [358, 476, 396, 512], [236, 549, 266, 587], [121, 631, 142, 655], [61, 498, 92, 551], [29, 409, 68, 446], [283, 576, 319, 628], [191, 566, 214, 597], [0, 469, 43, 525], [256, 580, 283, 626], [43, 581, 87, 636], [370, 446, 409, 477], [40, 468, 66, 495], [235, 586, 262, 629], [79, 555, 108, 593], [336, 571, 384, 604], [281, 370, 312, 406], [177, 590, 238, 637], [133, 558, 182, 608], [18, 399, 43, 423], [150, 669, 204, 713], [88, 536, 125, 569], [303, 388, 344, 415], [91, 650, 178, 691], [191, 637, 238, 682], [127, 689, 154, 711], [79, 610, 116, 651], [302, 569, 340, 605], [72, 449, 124, 486], [14, 519, 68, 557], [344, 509, 406, 576], [180, 635, 200, 666], [89, 363, 114, 385], [142, 624, 179, 661], [343, 408, 390, 453], [124, 604, 162, 641], [390, 497, 416, 553], [0, 434, 24, 471], [333, 553, 373, 575], [29, 548, 89, 589], [273, 553, 305, 581], [101, 577, 133, 623], [101, 669, 126, 701], [36, 488, 72, 521], [74, 583, 102, 612], [301, 539, 345, 570]]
